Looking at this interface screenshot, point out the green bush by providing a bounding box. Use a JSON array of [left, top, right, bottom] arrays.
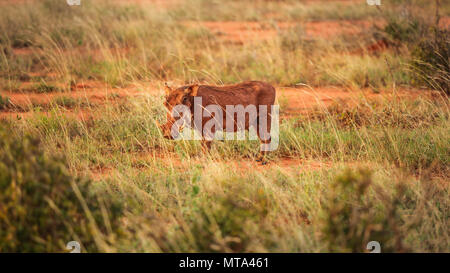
[[380, 3, 449, 93], [189, 183, 271, 252], [0, 94, 12, 110], [0, 125, 123, 252], [35, 80, 62, 93], [411, 29, 449, 93], [322, 169, 408, 252], [383, 18, 424, 46]]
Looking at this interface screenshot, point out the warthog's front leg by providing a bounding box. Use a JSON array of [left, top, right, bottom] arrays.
[[256, 109, 272, 165], [256, 140, 270, 165], [201, 140, 212, 153]]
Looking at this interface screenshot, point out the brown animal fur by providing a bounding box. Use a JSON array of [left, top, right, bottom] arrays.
[[160, 81, 276, 163]]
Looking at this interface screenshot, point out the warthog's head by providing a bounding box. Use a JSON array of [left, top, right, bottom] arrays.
[[159, 83, 199, 139]]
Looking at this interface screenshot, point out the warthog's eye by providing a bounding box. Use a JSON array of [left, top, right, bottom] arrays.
[[182, 96, 189, 104]]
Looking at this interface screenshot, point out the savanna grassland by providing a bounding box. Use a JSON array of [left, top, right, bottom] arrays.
[[0, 0, 449, 253]]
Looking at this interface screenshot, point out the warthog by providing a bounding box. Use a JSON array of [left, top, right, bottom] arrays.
[[159, 81, 276, 163]]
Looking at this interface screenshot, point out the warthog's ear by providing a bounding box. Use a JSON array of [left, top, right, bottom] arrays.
[[185, 84, 199, 97], [164, 82, 172, 96]]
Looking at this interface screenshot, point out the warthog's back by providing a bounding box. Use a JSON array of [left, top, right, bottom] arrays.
[[196, 81, 276, 107]]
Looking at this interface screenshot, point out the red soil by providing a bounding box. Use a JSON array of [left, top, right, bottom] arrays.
[[277, 86, 432, 117], [0, 83, 435, 120], [0, 82, 142, 105], [89, 154, 336, 181], [185, 20, 380, 43], [0, 81, 152, 120]]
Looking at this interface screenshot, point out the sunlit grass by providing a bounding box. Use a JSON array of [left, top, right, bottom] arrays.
[[0, 0, 448, 253]]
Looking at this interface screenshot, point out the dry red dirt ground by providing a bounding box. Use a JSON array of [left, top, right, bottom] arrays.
[[90, 155, 338, 181], [0, 81, 147, 120], [184, 20, 380, 43], [186, 17, 449, 44], [90, 149, 375, 181], [1, 83, 432, 120], [278, 86, 434, 116]]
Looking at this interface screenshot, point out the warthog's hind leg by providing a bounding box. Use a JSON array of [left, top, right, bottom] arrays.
[[201, 140, 212, 153], [256, 110, 271, 165], [256, 149, 269, 165]]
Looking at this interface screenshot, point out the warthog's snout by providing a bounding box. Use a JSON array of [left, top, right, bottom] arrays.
[[156, 120, 179, 139]]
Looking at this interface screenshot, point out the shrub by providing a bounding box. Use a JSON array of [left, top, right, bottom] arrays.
[[322, 169, 408, 252], [411, 28, 449, 93], [53, 96, 83, 108], [0, 124, 123, 252], [379, 4, 449, 93], [382, 18, 424, 46], [35, 81, 62, 93], [188, 183, 271, 252], [0, 94, 12, 110]]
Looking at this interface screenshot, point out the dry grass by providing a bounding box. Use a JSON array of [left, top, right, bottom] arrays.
[[0, 0, 449, 252]]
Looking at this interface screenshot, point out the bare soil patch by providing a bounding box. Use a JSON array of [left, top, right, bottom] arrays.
[[0, 82, 154, 119], [89, 153, 339, 182], [1, 82, 435, 120], [0, 82, 141, 105], [277, 86, 433, 117], [184, 20, 380, 43]]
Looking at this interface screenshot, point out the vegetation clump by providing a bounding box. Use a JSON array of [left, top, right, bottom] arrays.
[[322, 169, 409, 252], [0, 95, 12, 110], [0, 124, 123, 252], [411, 28, 449, 94], [380, 1, 449, 93]]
